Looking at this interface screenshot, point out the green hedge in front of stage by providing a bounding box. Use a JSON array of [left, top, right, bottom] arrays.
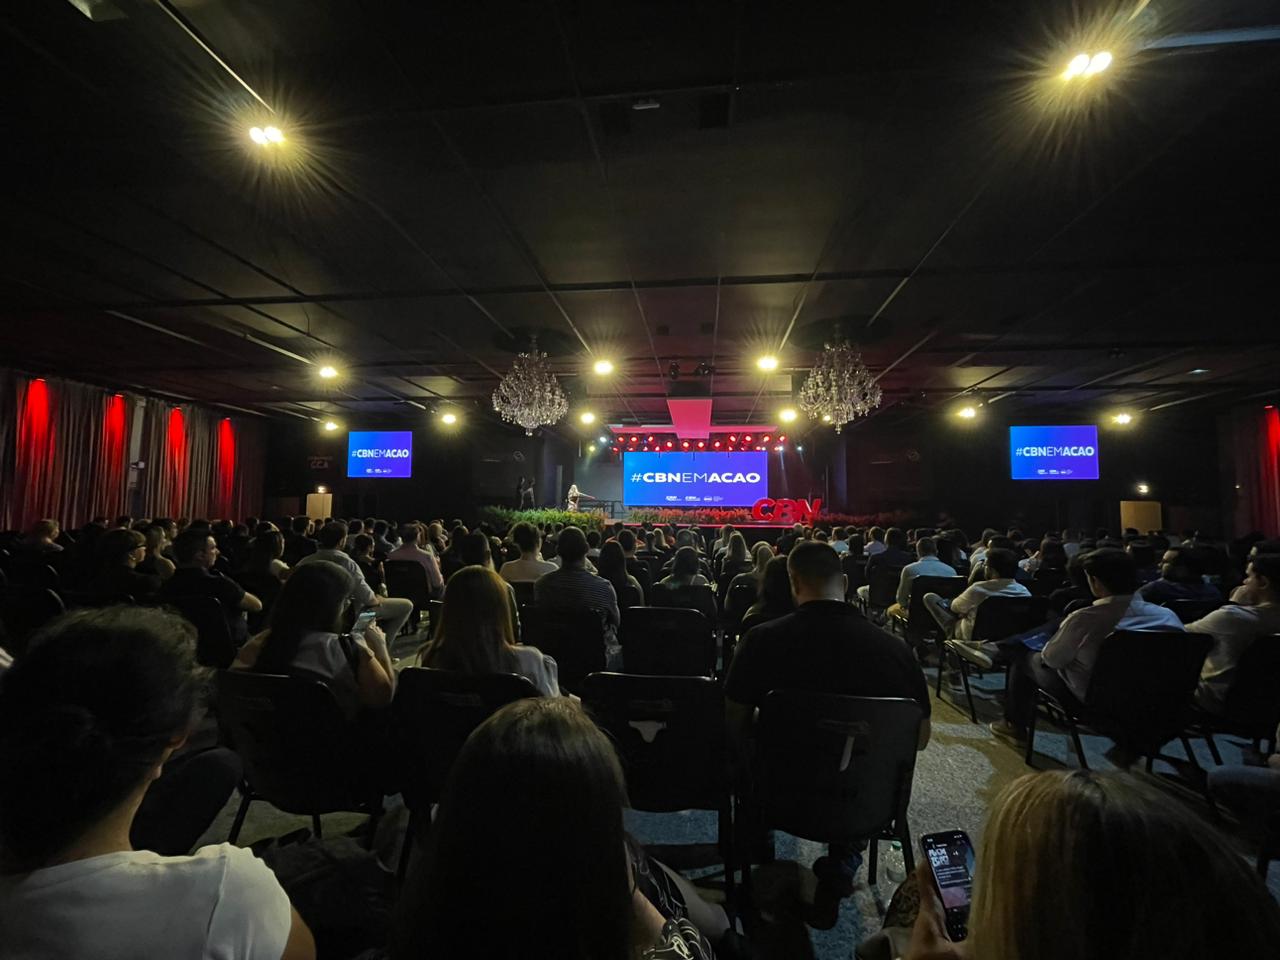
[[477, 506, 609, 533]]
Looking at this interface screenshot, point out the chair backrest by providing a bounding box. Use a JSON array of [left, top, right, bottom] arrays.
[[215, 670, 373, 813], [1165, 598, 1224, 624], [7, 562, 59, 591], [165, 595, 237, 668], [971, 595, 1050, 642], [903, 576, 966, 640], [1027, 570, 1069, 596], [384, 560, 432, 608], [58, 590, 135, 610], [755, 692, 922, 844], [626, 560, 653, 602], [424, 598, 444, 639], [0, 587, 65, 657], [1222, 634, 1280, 733], [619, 607, 716, 677], [841, 554, 866, 597], [519, 605, 608, 692], [580, 672, 726, 812], [511, 580, 536, 609], [1083, 630, 1211, 754], [393, 666, 540, 811], [724, 581, 759, 628], [864, 564, 903, 607], [649, 582, 717, 622]]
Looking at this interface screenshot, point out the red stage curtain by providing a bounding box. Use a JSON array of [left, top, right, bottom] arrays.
[[1230, 406, 1280, 537]]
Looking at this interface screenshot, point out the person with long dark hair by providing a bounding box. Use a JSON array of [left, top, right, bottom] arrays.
[[0, 607, 315, 959], [597, 540, 645, 610], [232, 561, 394, 717], [739, 555, 796, 634], [392, 697, 729, 959]]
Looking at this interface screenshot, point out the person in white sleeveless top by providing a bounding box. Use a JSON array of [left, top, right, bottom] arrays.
[[0, 606, 314, 960]]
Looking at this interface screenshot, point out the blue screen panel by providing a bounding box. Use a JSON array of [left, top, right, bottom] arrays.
[[1009, 425, 1099, 480], [347, 431, 413, 478], [622, 451, 768, 507]]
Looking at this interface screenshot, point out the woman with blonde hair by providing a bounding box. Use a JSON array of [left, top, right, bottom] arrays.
[[417, 566, 559, 697], [903, 769, 1280, 960]]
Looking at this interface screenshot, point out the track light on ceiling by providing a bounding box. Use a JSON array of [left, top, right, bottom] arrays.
[[592, 359, 614, 375], [317, 365, 339, 380], [695, 361, 713, 377], [249, 125, 286, 145], [756, 355, 779, 372], [668, 361, 681, 381], [323, 420, 339, 432]]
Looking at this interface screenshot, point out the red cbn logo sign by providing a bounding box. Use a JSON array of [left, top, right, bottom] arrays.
[[751, 498, 823, 523]]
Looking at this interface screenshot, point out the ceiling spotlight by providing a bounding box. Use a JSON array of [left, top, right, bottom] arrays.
[[712, 440, 722, 449], [598, 435, 609, 444], [681, 440, 690, 449], [1136, 482, 1150, 495], [1062, 53, 1091, 79], [696, 440, 705, 449], [668, 361, 681, 380], [761, 435, 771, 443], [796, 444, 804, 452], [695, 361, 713, 377], [323, 420, 339, 432], [1084, 51, 1112, 75], [774, 444, 784, 452], [958, 406, 978, 419], [821, 414, 833, 423], [579, 411, 596, 425], [588, 443, 597, 452], [629, 435, 639, 443], [440, 412, 458, 425], [1189, 368, 1210, 375], [744, 434, 753, 443], [779, 407, 798, 423], [756, 355, 779, 372], [249, 126, 269, 145], [592, 359, 614, 375], [728, 434, 737, 443], [318, 365, 339, 380], [1112, 413, 1133, 425], [316, 485, 328, 494], [646, 435, 655, 443], [665, 440, 674, 449], [778, 435, 786, 443]]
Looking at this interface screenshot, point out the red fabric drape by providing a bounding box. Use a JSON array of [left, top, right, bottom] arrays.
[[1256, 408, 1280, 535], [215, 418, 237, 519], [1230, 405, 1280, 538]]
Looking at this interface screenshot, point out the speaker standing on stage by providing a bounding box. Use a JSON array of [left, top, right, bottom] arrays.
[[566, 483, 593, 512], [518, 477, 535, 510]]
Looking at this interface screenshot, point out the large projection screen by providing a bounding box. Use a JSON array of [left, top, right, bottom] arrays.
[[622, 451, 767, 507], [1009, 425, 1100, 480]]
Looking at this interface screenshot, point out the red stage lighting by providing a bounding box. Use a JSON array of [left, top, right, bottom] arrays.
[[696, 440, 705, 449], [712, 440, 721, 449], [762, 435, 771, 443], [646, 435, 655, 443], [744, 434, 752, 442], [778, 435, 786, 443], [611, 446, 620, 454], [681, 440, 690, 449], [728, 434, 737, 443], [664, 440, 673, 449], [629, 435, 639, 443], [756, 445, 764, 451]]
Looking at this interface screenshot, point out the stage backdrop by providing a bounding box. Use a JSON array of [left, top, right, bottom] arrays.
[[0, 369, 265, 529]]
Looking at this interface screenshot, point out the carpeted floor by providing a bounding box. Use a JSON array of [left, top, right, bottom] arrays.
[[194, 651, 1278, 960]]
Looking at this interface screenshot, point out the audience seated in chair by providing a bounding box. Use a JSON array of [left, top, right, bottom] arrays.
[[1137, 546, 1222, 605], [282, 516, 318, 567], [923, 547, 1030, 642], [1186, 553, 1280, 715], [729, 542, 775, 601], [391, 697, 729, 960], [416, 566, 559, 696], [162, 529, 262, 646], [1018, 537, 1068, 578], [885, 536, 956, 621], [233, 561, 394, 718], [534, 526, 621, 648], [990, 548, 1183, 743], [497, 520, 557, 584], [350, 533, 386, 594], [719, 532, 753, 579], [16, 518, 64, 557], [136, 523, 176, 581], [651, 546, 717, 622], [725, 541, 931, 929], [738, 555, 796, 634], [0, 607, 315, 960], [295, 522, 413, 641], [386, 522, 445, 598], [1229, 539, 1280, 603], [596, 540, 645, 610], [901, 770, 1280, 960], [88, 527, 163, 602], [241, 528, 290, 585]]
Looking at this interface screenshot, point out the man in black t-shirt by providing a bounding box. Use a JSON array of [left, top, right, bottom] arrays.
[[724, 541, 930, 928], [162, 530, 262, 646]]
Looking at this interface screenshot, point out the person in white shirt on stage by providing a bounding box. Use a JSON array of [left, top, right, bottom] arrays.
[[566, 483, 594, 512], [991, 548, 1184, 743]]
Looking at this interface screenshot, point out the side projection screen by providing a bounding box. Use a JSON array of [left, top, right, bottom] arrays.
[[347, 431, 413, 478], [1009, 425, 1099, 480], [623, 451, 767, 507]]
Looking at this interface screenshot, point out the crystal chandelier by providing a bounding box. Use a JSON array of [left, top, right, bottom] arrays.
[[797, 340, 882, 433], [491, 339, 569, 436]]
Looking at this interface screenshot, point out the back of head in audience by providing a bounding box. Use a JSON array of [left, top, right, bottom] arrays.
[[1082, 547, 1137, 596], [967, 770, 1280, 960], [1038, 538, 1068, 571], [351, 533, 375, 559], [616, 528, 636, 554], [290, 515, 312, 535], [787, 541, 844, 602], [670, 545, 701, 580], [316, 521, 348, 550], [255, 561, 351, 674], [510, 521, 540, 558], [97, 528, 145, 568], [884, 527, 907, 550], [458, 531, 493, 568], [171, 528, 215, 568], [0, 607, 205, 871], [915, 536, 938, 557], [556, 527, 589, 565], [419, 566, 516, 674], [393, 698, 631, 960], [984, 547, 1019, 580], [595, 541, 631, 598]]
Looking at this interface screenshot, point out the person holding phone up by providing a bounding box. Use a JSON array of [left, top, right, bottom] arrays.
[[898, 770, 1280, 960]]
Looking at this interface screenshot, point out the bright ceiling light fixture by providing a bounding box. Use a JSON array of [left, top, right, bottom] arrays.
[[1112, 412, 1133, 425], [957, 406, 978, 420], [323, 420, 339, 432], [263, 125, 285, 143], [756, 355, 779, 372], [317, 365, 339, 380], [1189, 368, 1210, 375], [249, 125, 286, 145], [579, 411, 596, 425], [1084, 51, 1113, 75], [592, 359, 614, 375], [1063, 52, 1092, 78], [1136, 482, 1150, 495], [440, 412, 458, 425], [779, 407, 798, 423]]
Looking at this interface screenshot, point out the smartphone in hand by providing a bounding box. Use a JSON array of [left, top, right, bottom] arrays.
[[352, 609, 378, 640], [920, 830, 975, 941]]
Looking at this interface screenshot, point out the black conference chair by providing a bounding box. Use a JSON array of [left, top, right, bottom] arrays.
[[619, 606, 717, 677], [937, 595, 1050, 722], [1026, 630, 1211, 770], [6, 561, 60, 591], [510, 579, 536, 609], [626, 559, 653, 603], [232, 571, 282, 633], [723, 581, 759, 636], [393, 667, 539, 878], [747, 692, 922, 888], [216, 671, 385, 844], [519, 605, 609, 693], [649, 581, 718, 624], [165, 595, 237, 669], [581, 672, 737, 915], [1185, 634, 1280, 762], [385, 560, 434, 632], [423, 599, 444, 640], [842, 554, 866, 600], [1164, 598, 1225, 625], [858, 565, 903, 618], [889, 575, 966, 650]]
